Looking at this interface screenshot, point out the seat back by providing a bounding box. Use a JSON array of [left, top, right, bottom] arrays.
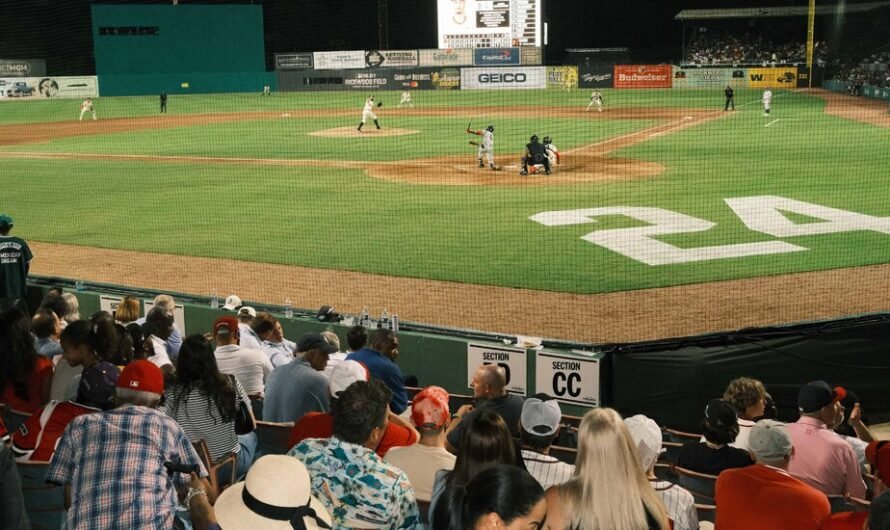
[[827, 494, 854, 513], [549, 445, 577, 465], [255, 421, 295, 458], [695, 503, 717, 524], [17, 460, 64, 530], [663, 428, 702, 444], [673, 466, 718, 505], [3, 408, 31, 437], [192, 439, 237, 495]]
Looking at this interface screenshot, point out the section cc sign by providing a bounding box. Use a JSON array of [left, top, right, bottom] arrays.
[[535, 351, 601, 406]]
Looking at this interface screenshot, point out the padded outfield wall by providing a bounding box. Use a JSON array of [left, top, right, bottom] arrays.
[[92, 4, 271, 96]]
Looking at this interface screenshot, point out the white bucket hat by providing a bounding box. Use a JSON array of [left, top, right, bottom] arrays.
[[215, 455, 332, 530]]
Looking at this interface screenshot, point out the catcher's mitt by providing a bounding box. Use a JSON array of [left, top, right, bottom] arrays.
[[376, 102, 383, 107]]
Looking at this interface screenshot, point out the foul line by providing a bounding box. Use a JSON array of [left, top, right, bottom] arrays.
[[764, 119, 780, 128]]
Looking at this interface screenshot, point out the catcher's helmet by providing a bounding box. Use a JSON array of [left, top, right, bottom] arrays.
[[543, 136, 552, 145], [486, 125, 494, 132], [530, 134, 539, 143]]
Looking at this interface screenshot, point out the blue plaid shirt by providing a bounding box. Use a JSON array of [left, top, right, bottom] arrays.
[[289, 437, 423, 530], [46, 404, 205, 530]]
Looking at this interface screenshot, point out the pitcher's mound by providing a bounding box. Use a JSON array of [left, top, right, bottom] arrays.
[[310, 127, 420, 138]]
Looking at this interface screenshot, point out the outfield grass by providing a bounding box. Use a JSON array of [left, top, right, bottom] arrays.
[[4, 88, 890, 294]]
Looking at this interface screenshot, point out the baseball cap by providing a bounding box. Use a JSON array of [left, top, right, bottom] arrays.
[[316, 305, 341, 322], [520, 394, 561, 437], [417, 385, 450, 408], [798, 381, 846, 413], [412, 392, 449, 430], [77, 361, 121, 410], [238, 306, 257, 318], [624, 414, 663, 471], [213, 316, 240, 336], [748, 419, 793, 464], [296, 333, 339, 354], [866, 441, 890, 486], [222, 295, 242, 311], [329, 360, 368, 398], [0, 214, 12, 229], [704, 399, 738, 428], [117, 359, 164, 395]]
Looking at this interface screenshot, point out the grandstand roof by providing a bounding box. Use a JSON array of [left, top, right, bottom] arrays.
[[675, 1, 890, 20]]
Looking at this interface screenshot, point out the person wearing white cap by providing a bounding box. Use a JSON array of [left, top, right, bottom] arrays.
[[624, 415, 698, 530], [518, 394, 575, 489], [237, 306, 263, 351], [215, 455, 333, 530], [222, 294, 242, 311], [715, 419, 831, 530]]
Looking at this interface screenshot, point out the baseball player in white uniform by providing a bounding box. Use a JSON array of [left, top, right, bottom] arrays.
[[762, 88, 773, 116], [397, 90, 414, 109], [586, 91, 604, 112], [543, 136, 561, 169], [467, 124, 496, 170], [79, 98, 97, 121], [357, 95, 381, 132]]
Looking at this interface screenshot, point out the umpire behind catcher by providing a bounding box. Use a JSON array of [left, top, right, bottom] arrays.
[[520, 135, 551, 175]]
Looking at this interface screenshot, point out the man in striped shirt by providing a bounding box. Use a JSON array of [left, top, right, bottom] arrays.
[[519, 394, 575, 489]]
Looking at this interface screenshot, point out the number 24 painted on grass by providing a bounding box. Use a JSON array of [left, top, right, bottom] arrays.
[[530, 196, 890, 266]]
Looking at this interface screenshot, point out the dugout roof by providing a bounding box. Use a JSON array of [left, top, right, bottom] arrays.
[[675, 1, 890, 20]]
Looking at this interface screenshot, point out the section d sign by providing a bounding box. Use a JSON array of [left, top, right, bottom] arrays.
[[474, 48, 520, 66], [467, 343, 527, 395], [535, 351, 601, 406], [461, 67, 545, 89]]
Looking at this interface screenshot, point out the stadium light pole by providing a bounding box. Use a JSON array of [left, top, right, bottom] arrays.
[[806, 0, 815, 87], [378, 0, 389, 49]]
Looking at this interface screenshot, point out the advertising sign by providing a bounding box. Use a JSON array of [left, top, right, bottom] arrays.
[[364, 50, 418, 68], [535, 351, 602, 406], [343, 71, 391, 90], [520, 46, 542, 65], [0, 59, 46, 77], [474, 47, 520, 66], [437, 0, 541, 49], [747, 67, 798, 88], [577, 64, 613, 88], [672, 67, 746, 88], [546, 66, 577, 89], [614, 65, 672, 89], [388, 68, 461, 90], [275, 53, 313, 70], [313, 51, 365, 70], [461, 66, 545, 89], [467, 343, 527, 395], [418, 48, 473, 67], [0, 76, 99, 99]]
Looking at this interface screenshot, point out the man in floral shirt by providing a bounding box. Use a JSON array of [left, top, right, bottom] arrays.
[[289, 379, 422, 529]]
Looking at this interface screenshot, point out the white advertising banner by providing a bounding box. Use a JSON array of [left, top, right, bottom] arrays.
[[99, 295, 123, 315], [437, 0, 541, 49], [535, 351, 601, 407], [418, 48, 473, 67], [467, 343, 527, 395], [364, 50, 419, 68], [313, 51, 366, 70], [0, 76, 99, 100], [461, 66, 545, 89]]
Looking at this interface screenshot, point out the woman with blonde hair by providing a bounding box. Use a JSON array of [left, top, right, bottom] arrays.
[[114, 296, 140, 325], [722, 377, 768, 450], [546, 408, 671, 530]]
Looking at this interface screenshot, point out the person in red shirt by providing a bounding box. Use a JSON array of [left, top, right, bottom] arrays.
[[12, 361, 120, 462], [716, 419, 831, 530], [1, 309, 52, 414], [289, 360, 418, 456]]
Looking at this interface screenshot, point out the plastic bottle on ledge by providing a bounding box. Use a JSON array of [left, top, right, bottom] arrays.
[[210, 290, 219, 309], [360, 306, 371, 329], [284, 298, 293, 319], [391, 314, 399, 333], [379, 308, 390, 329]]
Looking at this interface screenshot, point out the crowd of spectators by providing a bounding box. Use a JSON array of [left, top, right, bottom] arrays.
[[830, 51, 890, 91], [1, 287, 890, 530], [684, 28, 827, 66]]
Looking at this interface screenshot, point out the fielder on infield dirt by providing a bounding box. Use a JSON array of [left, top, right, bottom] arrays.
[[467, 124, 498, 170], [79, 98, 97, 121], [357, 95, 382, 132], [398, 91, 414, 109], [586, 91, 604, 112]]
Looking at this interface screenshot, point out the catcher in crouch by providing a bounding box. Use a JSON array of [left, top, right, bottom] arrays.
[[467, 124, 498, 170], [520, 134, 551, 175]]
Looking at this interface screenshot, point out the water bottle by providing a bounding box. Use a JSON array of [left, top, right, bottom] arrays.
[[391, 314, 399, 332], [284, 298, 293, 319], [379, 308, 390, 329], [75, 279, 85, 292], [360, 306, 371, 328], [210, 290, 219, 309]]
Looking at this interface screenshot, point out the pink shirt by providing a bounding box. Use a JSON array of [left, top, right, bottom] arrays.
[[787, 416, 866, 498]]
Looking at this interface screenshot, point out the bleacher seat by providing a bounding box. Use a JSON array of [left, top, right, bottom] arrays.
[[549, 445, 577, 465], [255, 421, 295, 458], [673, 465, 718, 505], [827, 494, 855, 513], [3, 408, 31, 436], [17, 460, 65, 530], [695, 503, 717, 524], [849, 497, 871, 511], [663, 428, 701, 444], [192, 439, 237, 495]]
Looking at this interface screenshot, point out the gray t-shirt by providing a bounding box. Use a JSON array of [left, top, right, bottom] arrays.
[[262, 360, 329, 423]]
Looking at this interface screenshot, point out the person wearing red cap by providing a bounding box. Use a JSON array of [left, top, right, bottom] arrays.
[[45, 360, 207, 530], [385, 386, 456, 502], [787, 380, 867, 498]]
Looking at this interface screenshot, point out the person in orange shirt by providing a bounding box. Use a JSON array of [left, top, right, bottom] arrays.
[[716, 419, 831, 530], [1, 309, 52, 415]]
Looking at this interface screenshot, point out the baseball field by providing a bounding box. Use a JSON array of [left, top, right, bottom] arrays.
[[3, 87, 890, 342]]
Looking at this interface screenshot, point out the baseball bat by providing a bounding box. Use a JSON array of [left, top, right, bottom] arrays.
[[467, 118, 473, 132]]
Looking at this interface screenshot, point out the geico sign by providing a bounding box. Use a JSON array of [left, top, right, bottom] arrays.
[[478, 73, 526, 83]]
